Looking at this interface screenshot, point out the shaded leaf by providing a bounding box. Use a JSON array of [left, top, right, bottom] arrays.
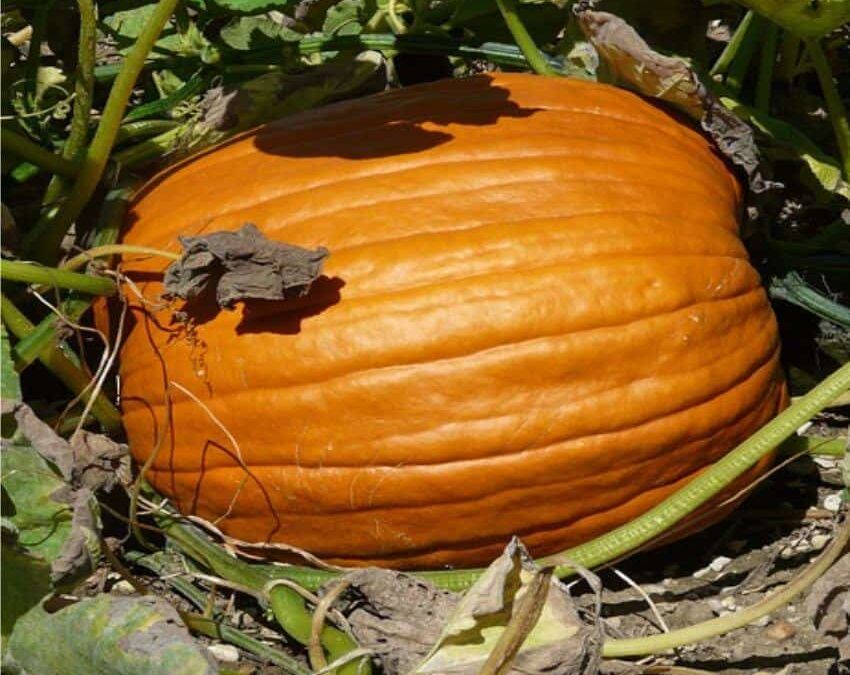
[[323, 0, 369, 36], [1, 324, 20, 436], [3, 594, 218, 675]]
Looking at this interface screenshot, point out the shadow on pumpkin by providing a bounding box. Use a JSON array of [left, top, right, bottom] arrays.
[[250, 75, 540, 160]]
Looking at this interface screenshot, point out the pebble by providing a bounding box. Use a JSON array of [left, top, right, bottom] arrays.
[[764, 619, 797, 642], [709, 556, 733, 572], [720, 596, 737, 611], [207, 644, 240, 663], [752, 615, 771, 627], [810, 533, 831, 550], [110, 580, 137, 595], [813, 456, 838, 469], [823, 494, 843, 512]]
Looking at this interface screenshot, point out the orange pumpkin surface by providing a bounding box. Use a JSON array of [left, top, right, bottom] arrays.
[[118, 73, 787, 569]]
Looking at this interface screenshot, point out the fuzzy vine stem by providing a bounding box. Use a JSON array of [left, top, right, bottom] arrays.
[[495, 0, 556, 77], [1, 260, 116, 295], [27, 0, 180, 264], [2, 130, 80, 178], [39, 0, 97, 210], [61, 244, 180, 272], [601, 514, 849, 656], [805, 37, 850, 178]]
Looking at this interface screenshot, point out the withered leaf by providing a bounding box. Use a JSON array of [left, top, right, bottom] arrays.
[[164, 223, 329, 310]]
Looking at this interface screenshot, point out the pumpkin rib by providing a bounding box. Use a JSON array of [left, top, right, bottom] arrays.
[[175, 164, 735, 242], [174, 130, 729, 212], [183, 366, 781, 554], [123, 276, 764, 400], [145, 315, 778, 480], [122, 206, 742, 272], [327, 211, 747, 268]]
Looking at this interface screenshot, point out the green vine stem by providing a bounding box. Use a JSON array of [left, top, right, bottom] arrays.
[[602, 515, 849, 657], [780, 434, 848, 457], [1, 260, 116, 295], [116, 120, 180, 144], [779, 32, 801, 82], [805, 37, 850, 178], [710, 10, 756, 76], [269, 586, 369, 675], [755, 23, 779, 111], [769, 271, 850, 328], [495, 0, 556, 77], [725, 13, 765, 94], [0, 294, 122, 431], [112, 126, 181, 168], [39, 0, 97, 209], [27, 0, 180, 264], [61, 244, 180, 272], [12, 298, 91, 370], [2, 129, 80, 178]]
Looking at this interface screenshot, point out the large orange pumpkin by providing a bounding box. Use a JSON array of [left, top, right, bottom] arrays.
[[118, 73, 787, 569]]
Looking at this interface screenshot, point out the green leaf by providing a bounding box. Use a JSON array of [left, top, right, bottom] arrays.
[[3, 594, 219, 675], [208, 0, 296, 15], [722, 98, 850, 199], [103, 6, 181, 55], [1, 324, 20, 404], [323, 0, 370, 36], [219, 15, 303, 50], [737, 0, 850, 37], [0, 538, 52, 649]]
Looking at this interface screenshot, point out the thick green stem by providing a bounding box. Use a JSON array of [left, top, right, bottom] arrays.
[[755, 23, 779, 111], [112, 127, 182, 167], [770, 272, 850, 328], [806, 37, 850, 178], [602, 516, 850, 657], [269, 587, 368, 675], [27, 0, 180, 264], [0, 294, 122, 431], [2, 130, 79, 178], [779, 32, 801, 82], [1, 260, 116, 295], [495, 0, 555, 76], [116, 120, 180, 144], [711, 10, 756, 76]]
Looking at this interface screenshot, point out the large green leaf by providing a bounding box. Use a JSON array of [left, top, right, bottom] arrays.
[[0, 324, 19, 403], [219, 15, 303, 50], [3, 594, 218, 675]]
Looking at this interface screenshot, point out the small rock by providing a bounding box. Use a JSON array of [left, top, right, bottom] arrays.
[[707, 599, 726, 615], [720, 596, 737, 611], [779, 546, 797, 559], [813, 456, 838, 469], [693, 566, 711, 579], [207, 644, 240, 663], [110, 580, 137, 595], [709, 556, 733, 572], [752, 615, 771, 627], [823, 494, 843, 512], [764, 619, 797, 642], [810, 534, 831, 550]]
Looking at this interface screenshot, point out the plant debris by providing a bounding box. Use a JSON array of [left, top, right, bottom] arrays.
[[575, 7, 771, 193], [805, 552, 850, 662], [163, 223, 329, 310]]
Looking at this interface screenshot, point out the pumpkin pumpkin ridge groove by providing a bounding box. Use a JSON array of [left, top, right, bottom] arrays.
[[162, 166, 734, 243], [159, 135, 730, 224], [123, 207, 741, 268], [142, 321, 779, 479], [173, 358, 781, 551], [121, 276, 764, 393]]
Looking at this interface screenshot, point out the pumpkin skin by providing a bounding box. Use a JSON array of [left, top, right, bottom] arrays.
[[118, 73, 787, 569]]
